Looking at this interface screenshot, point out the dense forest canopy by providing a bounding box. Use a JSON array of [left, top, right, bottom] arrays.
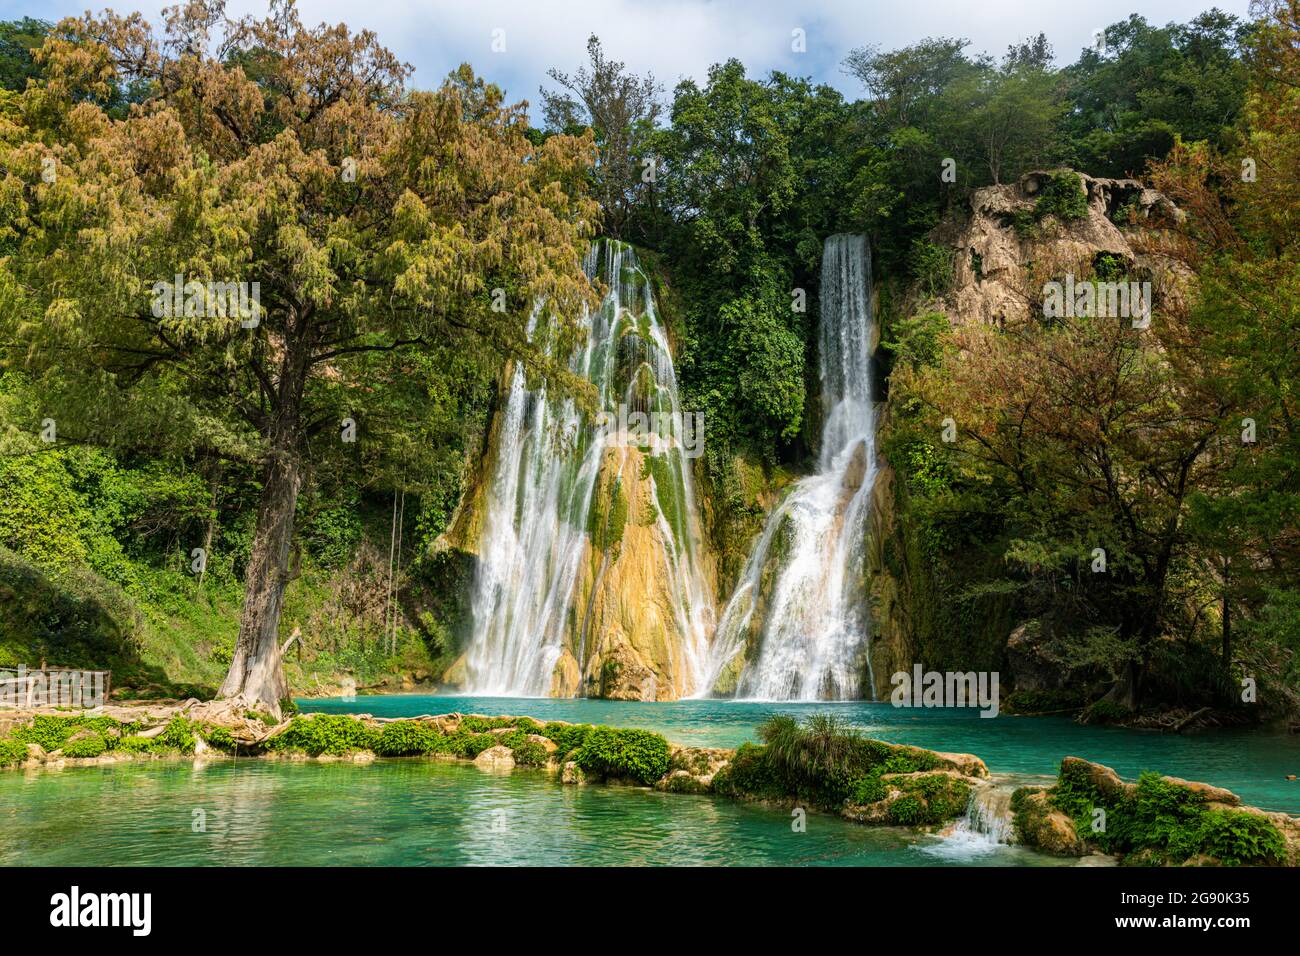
[[0, 0, 1295, 719]]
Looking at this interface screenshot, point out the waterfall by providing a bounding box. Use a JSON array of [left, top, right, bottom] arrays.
[[922, 783, 1017, 859], [703, 234, 877, 700], [463, 241, 714, 697]]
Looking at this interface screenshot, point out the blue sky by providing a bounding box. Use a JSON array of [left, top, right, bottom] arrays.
[[0, 0, 1251, 116]]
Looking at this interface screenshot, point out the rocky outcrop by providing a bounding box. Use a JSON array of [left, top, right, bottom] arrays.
[[1012, 788, 1088, 856], [1015, 757, 1300, 866], [472, 745, 515, 770], [929, 169, 1188, 330]]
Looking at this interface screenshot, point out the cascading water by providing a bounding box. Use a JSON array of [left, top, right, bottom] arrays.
[[703, 234, 877, 700], [463, 241, 714, 697], [921, 783, 1017, 860]]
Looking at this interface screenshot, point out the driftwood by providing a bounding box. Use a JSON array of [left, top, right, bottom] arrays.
[[1173, 706, 1213, 733]]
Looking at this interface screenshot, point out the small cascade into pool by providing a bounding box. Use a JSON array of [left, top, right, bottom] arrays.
[[921, 781, 1018, 860]]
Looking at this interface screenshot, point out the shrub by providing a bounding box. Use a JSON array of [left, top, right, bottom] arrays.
[[154, 716, 197, 755], [910, 239, 955, 298], [1080, 699, 1131, 724], [62, 733, 107, 758], [542, 722, 593, 759], [710, 743, 786, 800], [0, 737, 28, 766], [1048, 763, 1288, 864], [200, 725, 237, 753], [13, 715, 77, 751], [372, 721, 443, 757], [510, 740, 550, 767], [572, 726, 670, 785], [116, 735, 155, 754], [442, 731, 496, 759], [461, 716, 537, 733], [1035, 172, 1089, 222], [267, 715, 377, 756], [888, 795, 925, 825], [849, 774, 887, 805]]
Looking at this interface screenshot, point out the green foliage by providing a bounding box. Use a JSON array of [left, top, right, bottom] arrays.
[[510, 740, 551, 767], [754, 714, 941, 809], [0, 737, 29, 766], [1197, 809, 1287, 866], [710, 743, 787, 800], [267, 715, 377, 756], [888, 794, 925, 825], [154, 716, 197, 755], [11, 714, 136, 752], [372, 720, 443, 757], [572, 726, 671, 785], [12, 715, 79, 752], [910, 241, 954, 298], [1049, 764, 1287, 865], [199, 725, 236, 753], [62, 734, 108, 759], [1063, 12, 1249, 177], [1034, 172, 1089, 222], [542, 722, 594, 760], [443, 731, 497, 759]]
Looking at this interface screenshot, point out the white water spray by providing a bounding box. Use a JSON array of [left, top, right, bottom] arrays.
[[702, 234, 878, 700], [463, 242, 714, 697]]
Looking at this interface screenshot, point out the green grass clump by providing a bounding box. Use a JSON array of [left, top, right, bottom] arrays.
[[572, 726, 671, 785], [115, 735, 155, 754], [755, 714, 940, 809]]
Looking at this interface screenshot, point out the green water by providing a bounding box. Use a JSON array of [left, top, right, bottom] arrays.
[[0, 758, 1066, 866], [1, 696, 1295, 866]]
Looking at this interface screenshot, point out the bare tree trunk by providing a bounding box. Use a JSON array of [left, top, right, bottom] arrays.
[[218, 442, 301, 716], [219, 344, 308, 716]]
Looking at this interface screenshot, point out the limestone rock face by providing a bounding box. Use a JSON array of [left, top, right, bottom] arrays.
[[1013, 789, 1087, 857], [933, 170, 1188, 330], [473, 745, 515, 770], [561, 443, 715, 701], [654, 746, 733, 793]]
